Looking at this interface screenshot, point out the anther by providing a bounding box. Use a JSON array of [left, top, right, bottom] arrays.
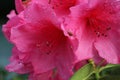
[[101, 33, 105, 36], [104, 35, 107, 37], [46, 51, 51, 55], [46, 41, 50, 47], [97, 34, 100, 37], [67, 31, 73, 36]]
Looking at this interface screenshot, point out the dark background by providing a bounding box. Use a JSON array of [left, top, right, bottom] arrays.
[[0, 0, 14, 67], [0, 1, 28, 80], [0, 0, 15, 19]]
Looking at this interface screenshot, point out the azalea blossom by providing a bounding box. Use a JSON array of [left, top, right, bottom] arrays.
[[63, 0, 120, 63], [15, 0, 79, 17], [3, 0, 120, 80], [15, 0, 31, 13], [6, 47, 64, 80], [3, 2, 78, 80], [47, 0, 77, 17], [6, 47, 33, 74]]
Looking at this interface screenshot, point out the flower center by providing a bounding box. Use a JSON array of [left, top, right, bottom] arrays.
[[35, 21, 66, 55], [86, 17, 111, 38], [48, 0, 76, 10]]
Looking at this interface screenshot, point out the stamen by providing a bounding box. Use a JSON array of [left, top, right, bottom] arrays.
[[67, 31, 73, 36], [106, 27, 111, 31], [86, 17, 111, 38], [96, 32, 100, 37], [104, 35, 107, 37], [46, 51, 51, 55], [46, 41, 51, 47]]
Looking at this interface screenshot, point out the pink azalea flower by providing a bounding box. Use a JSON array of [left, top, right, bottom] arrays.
[[3, 2, 78, 80], [63, 0, 120, 64], [6, 47, 33, 74], [15, 0, 33, 13], [6, 47, 63, 80], [28, 70, 67, 80], [15, 0, 79, 17], [15, 0, 28, 13], [48, 0, 77, 17], [7, 10, 16, 19], [28, 70, 54, 80]]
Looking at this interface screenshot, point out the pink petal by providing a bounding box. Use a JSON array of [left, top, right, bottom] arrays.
[[15, 0, 25, 13], [2, 15, 24, 41], [28, 70, 53, 80], [7, 10, 16, 19], [94, 38, 119, 64], [30, 51, 55, 74], [10, 3, 60, 52], [55, 39, 76, 80], [24, 3, 59, 28], [75, 26, 96, 61], [6, 47, 32, 74], [73, 60, 88, 71], [15, 0, 32, 13], [48, 0, 77, 17]]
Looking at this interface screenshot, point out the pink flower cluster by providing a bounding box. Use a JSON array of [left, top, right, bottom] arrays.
[[2, 0, 120, 80]]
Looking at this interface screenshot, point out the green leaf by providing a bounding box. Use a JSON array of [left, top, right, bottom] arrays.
[[99, 75, 120, 80], [98, 64, 120, 80], [70, 63, 95, 80], [99, 64, 120, 72], [100, 64, 120, 76], [86, 74, 96, 80]]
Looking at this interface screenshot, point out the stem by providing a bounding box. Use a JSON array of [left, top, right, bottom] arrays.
[[95, 69, 100, 80], [88, 59, 100, 80], [88, 59, 96, 70]]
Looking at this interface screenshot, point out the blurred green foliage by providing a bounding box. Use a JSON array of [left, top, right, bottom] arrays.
[[0, 67, 28, 80], [71, 61, 120, 80]]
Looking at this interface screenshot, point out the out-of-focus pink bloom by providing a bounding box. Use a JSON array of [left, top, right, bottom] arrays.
[[48, 0, 77, 17], [28, 70, 66, 80], [7, 10, 16, 19], [6, 47, 33, 74], [3, 2, 78, 80], [63, 0, 120, 64], [6, 48, 63, 80], [15, 0, 33, 13], [4, 0, 120, 80], [28, 71, 53, 80], [2, 12, 24, 41], [15, 0, 79, 17]]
